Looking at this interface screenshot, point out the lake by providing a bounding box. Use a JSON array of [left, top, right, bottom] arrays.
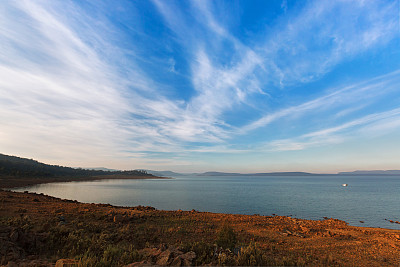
[[14, 175, 400, 229]]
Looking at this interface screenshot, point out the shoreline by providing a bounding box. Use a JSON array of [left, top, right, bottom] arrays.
[[1, 189, 400, 266], [0, 174, 170, 189], [4, 175, 400, 230]]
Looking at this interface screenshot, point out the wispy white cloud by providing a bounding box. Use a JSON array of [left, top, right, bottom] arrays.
[[265, 107, 400, 152], [243, 70, 400, 132], [1, 0, 399, 171], [0, 0, 234, 168], [261, 0, 399, 87]]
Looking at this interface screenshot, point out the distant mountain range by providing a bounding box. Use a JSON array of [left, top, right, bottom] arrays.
[[147, 170, 400, 177], [146, 170, 400, 177], [1, 153, 400, 178], [144, 170, 319, 177], [145, 170, 185, 177], [338, 170, 400, 175], [197, 171, 317, 176]]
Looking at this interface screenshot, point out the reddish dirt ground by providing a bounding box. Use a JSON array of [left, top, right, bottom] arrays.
[[1, 188, 400, 266]]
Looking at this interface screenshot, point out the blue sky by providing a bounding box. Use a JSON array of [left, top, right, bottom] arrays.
[[1, 0, 400, 173]]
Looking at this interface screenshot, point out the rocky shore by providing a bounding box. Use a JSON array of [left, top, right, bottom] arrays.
[[1, 189, 400, 266]]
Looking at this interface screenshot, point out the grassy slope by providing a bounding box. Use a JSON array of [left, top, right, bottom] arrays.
[[0, 190, 399, 266]]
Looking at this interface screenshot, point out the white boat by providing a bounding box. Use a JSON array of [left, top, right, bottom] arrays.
[[342, 183, 348, 187]]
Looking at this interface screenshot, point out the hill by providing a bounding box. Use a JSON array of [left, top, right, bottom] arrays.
[[0, 153, 150, 178], [0, 153, 161, 188]]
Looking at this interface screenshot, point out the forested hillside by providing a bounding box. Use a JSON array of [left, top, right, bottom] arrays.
[[0, 154, 150, 177]]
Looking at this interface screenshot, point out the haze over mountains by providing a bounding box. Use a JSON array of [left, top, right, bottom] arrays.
[[148, 170, 400, 177], [1, 154, 399, 178]]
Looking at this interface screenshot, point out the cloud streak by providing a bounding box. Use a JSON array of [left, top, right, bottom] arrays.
[[1, 0, 399, 171], [265, 106, 400, 152]]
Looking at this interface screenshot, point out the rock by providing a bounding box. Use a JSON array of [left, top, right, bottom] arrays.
[[180, 251, 196, 266], [300, 226, 309, 233], [164, 250, 196, 266], [124, 260, 153, 267], [170, 256, 182, 266], [156, 250, 171, 266], [139, 247, 162, 261], [55, 259, 80, 267]]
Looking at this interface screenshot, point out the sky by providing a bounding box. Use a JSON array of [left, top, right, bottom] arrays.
[[1, 0, 400, 173]]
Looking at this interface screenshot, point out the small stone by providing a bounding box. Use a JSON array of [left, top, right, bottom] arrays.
[[170, 256, 182, 266], [125, 260, 153, 267], [55, 259, 80, 267], [180, 251, 196, 265]]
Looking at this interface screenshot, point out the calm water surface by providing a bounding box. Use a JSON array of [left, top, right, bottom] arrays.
[[14, 175, 400, 229]]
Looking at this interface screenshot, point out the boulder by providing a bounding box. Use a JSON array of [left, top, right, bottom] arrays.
[[180, 251, 196, 266], [156, 249, 171, 266]]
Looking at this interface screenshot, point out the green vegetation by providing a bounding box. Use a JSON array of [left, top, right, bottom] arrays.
[[237, 242, 266, 266], [1, 210, 276, 266], [0, 153, 150, 178], [216, 224, 237, 250]]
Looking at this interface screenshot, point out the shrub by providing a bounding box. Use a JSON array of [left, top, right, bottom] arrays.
[[236, 242, 266, 266], [183, 241, 214, 265], [216, 224, 237, 251]]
